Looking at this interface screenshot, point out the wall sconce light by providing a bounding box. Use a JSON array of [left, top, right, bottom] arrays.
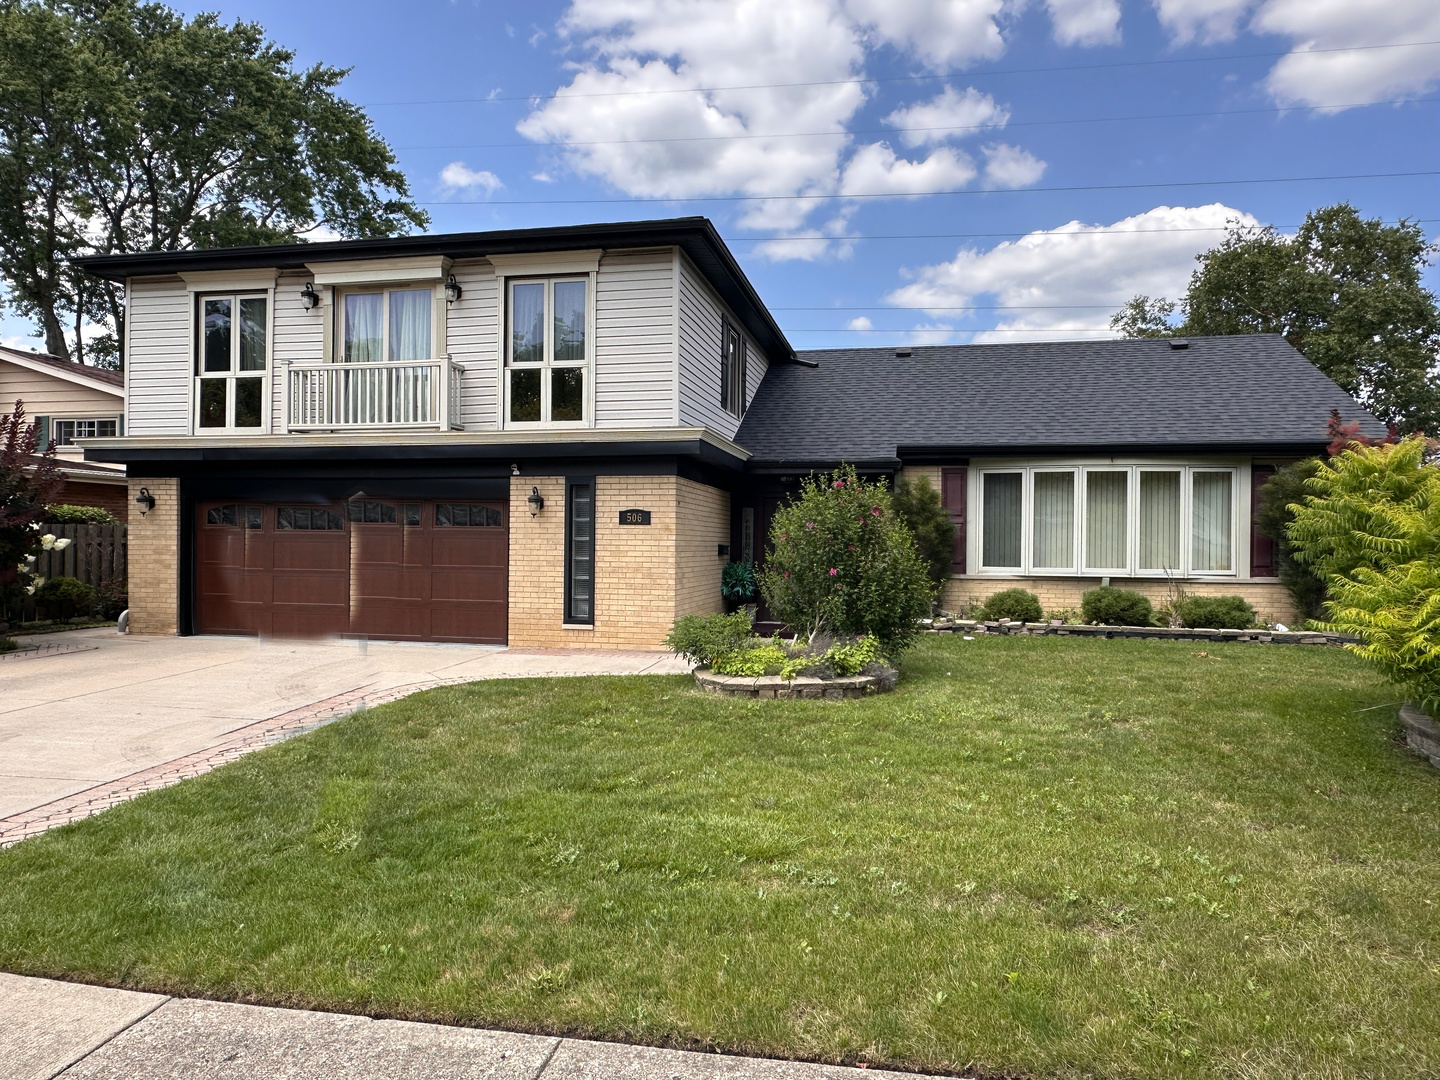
[[299, 282, 320, 310], [527, 486, 545, 517], [444, 274, 463, 304], [134, 486, 156, 516], [510, 463, 520, 476]]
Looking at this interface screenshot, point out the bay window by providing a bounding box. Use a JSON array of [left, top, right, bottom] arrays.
[[507, 277, 588, 425], [196, 294, 267, 430], [976, 464, 1238, 577]]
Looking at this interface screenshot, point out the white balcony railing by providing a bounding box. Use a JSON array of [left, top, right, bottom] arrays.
[[285, 357, 463, 432]]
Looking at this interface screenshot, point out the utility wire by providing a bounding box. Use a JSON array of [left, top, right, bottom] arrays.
[[363, 39, 1440, 107], [721, 219, 1440, 243]]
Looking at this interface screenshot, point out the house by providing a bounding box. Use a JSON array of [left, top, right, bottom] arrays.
[[0, 345, 128, 520], [73, 217, 1382, 645]]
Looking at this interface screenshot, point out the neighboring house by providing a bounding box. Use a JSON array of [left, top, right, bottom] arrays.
[[0, 345, 128, 520], [73, 217, 1382, 645]]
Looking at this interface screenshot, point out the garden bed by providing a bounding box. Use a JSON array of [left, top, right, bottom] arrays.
[[927, 617, 1355, 646], [694, 666, 897, 699]]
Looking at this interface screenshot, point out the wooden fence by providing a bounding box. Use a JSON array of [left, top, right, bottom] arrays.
[[34, 523, 128, 588]]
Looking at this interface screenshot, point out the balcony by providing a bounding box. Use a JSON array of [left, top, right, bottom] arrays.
[[284, 357, 463, 432]]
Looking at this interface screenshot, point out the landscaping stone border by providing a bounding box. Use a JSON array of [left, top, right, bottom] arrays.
[[925, 618, 1356, 646], [1399, 703, 1440, 769], [695, 668, 898, 699]]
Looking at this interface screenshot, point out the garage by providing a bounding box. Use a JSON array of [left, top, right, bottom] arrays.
[[194, 498, 508, 643]]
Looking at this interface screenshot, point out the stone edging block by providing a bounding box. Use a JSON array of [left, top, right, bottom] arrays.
[[1400, 703, 1440, 769], [924, 619, 1354, 646], [694, 668, 898, 699]]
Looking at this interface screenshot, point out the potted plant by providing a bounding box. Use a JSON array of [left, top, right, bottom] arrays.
[[721, 560, 758, 614]]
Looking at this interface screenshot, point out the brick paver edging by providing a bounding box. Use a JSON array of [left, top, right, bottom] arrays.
[[0, 641, 99, 663]]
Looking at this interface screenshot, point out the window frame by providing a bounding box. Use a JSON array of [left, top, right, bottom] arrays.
[[193, 291, 272, 434], [503, 275, 593, 429], [335, 283, 440, 365], [972, 462, 1241, 579], [721, 319, 748, 419], [51, 417, 120, 446]]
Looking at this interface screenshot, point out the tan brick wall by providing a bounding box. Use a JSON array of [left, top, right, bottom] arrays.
[[942, 575, 1299, 626], [508, 474, 728, 650], [126, 477, 179, 634]]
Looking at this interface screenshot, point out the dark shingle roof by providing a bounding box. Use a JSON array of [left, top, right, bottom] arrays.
[[0, 346, 124, 388], [734, 334, 1385, 465]]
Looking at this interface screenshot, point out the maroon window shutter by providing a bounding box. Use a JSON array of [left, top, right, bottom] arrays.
[[1250, 464, 1278, 577], [941, 468, 967, 573]]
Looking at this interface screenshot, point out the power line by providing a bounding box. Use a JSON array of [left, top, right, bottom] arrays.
[[776, 305, 1142, 311], [363, 39, 1440, 108], [421, 170, 1440, 206], [396, 96, 1439, 151], [723, 218, 1440, 243]]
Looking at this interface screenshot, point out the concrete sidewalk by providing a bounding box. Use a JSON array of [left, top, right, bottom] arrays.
[[2, 973, 924, 1080], [0, 629, 688, 841]]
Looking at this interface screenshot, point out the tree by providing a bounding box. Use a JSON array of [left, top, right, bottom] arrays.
[[1111, 204, 1440, 433], [890, 473, 955, 595], [0, 0, 426, 366], [1, 401, 64, 633], [758, 465, 934, 653]]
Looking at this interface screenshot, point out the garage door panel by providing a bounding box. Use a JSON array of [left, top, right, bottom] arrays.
[[271, 573, 349, 606], [429, 604, 507, 644], [273, 538, 347, 571], [431, 534, 505, 565], [431, 569, 507, 602]]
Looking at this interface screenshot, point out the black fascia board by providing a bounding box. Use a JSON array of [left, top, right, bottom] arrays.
[[72, 216, 795, 364], [894, 440, 1330, 462], [743, 457, 903, 475]]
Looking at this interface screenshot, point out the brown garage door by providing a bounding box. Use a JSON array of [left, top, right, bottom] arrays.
[[194, 498, 508, 644]]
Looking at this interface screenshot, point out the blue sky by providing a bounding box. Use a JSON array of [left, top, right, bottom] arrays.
[[5, 0, 1438, 352]]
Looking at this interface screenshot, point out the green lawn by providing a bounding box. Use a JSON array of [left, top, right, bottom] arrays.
[[3, 636, 1438, 1078]]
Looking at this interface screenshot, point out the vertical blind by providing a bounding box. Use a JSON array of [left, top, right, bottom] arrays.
[[982, 472, 1022, 567], [1138, 471, 1182, 571], [1192, 471, 1233, 571], [1085, 471, 1128, 569], [1032, 471, 1074, 569]]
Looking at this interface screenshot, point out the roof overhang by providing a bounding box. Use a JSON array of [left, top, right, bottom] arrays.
[[0, 349, 124, 398], [895, 440, 1332, 462], [72, 217, 795, 365]]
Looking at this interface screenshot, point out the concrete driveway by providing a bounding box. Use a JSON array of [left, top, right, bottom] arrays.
[[0, 628, 688, 825]]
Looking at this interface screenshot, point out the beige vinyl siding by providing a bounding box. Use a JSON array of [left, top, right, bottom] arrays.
[[272, 270, 324, 429], [593, 248, 676, 428], [446, 258, 499, 429], [125, 276, 191, 435], [677, 252, 767, 440], [0, 361, 122, 417]]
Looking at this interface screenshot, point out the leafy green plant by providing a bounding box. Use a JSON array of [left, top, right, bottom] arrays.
[[1045, 607, 1079, 625], [34, 576, 96, 620], [1174, 595, 1257, 630], [720, 561, 758, 606], [825, 635, 884, 676], [712, 642, 788, 677], [1253, 459, 1328, 620], [44, 505, 119, 525], [759, 464, 933, 653], [664, 611, 753, 667], [891, 474, 955, 593], [1081, 587, 1154, 627], [978, 588, 1042, 623]]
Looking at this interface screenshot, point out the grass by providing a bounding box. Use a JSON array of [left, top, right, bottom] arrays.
[[2, 635, 1438, 1078]]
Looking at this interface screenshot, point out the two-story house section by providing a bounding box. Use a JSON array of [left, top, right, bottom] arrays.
[[76, 218, 785, 647]]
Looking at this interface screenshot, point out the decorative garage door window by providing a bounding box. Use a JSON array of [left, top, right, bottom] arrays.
[[346, 500, 397, 524], [278, 507, 346, 530], [435, 503, 503, 527]]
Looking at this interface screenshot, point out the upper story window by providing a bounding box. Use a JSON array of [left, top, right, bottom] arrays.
[[196, 294, 266, 430], [52, 418, 119, 445], [342, 287, 433, 363], [721, 321, 747, 418], [977, 464, 1237, 577], [506, 277, 587, 425]]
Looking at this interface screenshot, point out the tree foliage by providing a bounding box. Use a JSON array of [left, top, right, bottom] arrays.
[[759, 465, 933, 653], [0, 0, 426, 366], [1253, 458, 1328, 620], [890, 473, 955, 593], [1111, 204, 1440, 433], [1, 400, 63, 590]]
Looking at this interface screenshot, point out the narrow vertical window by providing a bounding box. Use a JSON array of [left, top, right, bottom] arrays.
[[981, 472, 1022, 568], [1031, 471, 1075, 570], [1192, 471, 1233, 572], [721, 322, 746, 418], [1084, 470, 1129, 571], [1138, 471, 1182, 572], [566, 479, 595, 624]]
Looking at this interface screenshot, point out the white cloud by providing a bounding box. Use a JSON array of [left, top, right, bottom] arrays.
[[843, 0, 1008, 69], [847, 315, 873, 331], [439, 162, 504, 194], [982, 143, 1046, 187], [1044, 0, 1121, 46], [886, 204, 1260, 342], [883, 86, 1008, 147], [840, 143, 977, 195], [1151, 0, 1252, 44], [1253, 0, 1440, 107]]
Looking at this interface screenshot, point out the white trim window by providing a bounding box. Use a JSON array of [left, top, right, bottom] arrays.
[[52, 418, 119, 445], [977, 464, 1238, 577], [505, 276, 589, 426], [340, 286, 435, 363], [196, 293, 267, 430]]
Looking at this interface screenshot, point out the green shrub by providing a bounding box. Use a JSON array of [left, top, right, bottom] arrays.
[[978, 588, 1042, 623], [1081, 587, 1154, 627], [1175, 595, 1256, 629], [891, 474, 955, 593], [664, 611, 753, 666], [759, 464, 933, 654], [1252, 459, 1327, 619], [712, 643, 788, 677], [825, 635, 884, 676], [34, 577, 97, 620], [93, 580, 128, 620], [720, 561, 758, 605], [45, 505, 119, 525]]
